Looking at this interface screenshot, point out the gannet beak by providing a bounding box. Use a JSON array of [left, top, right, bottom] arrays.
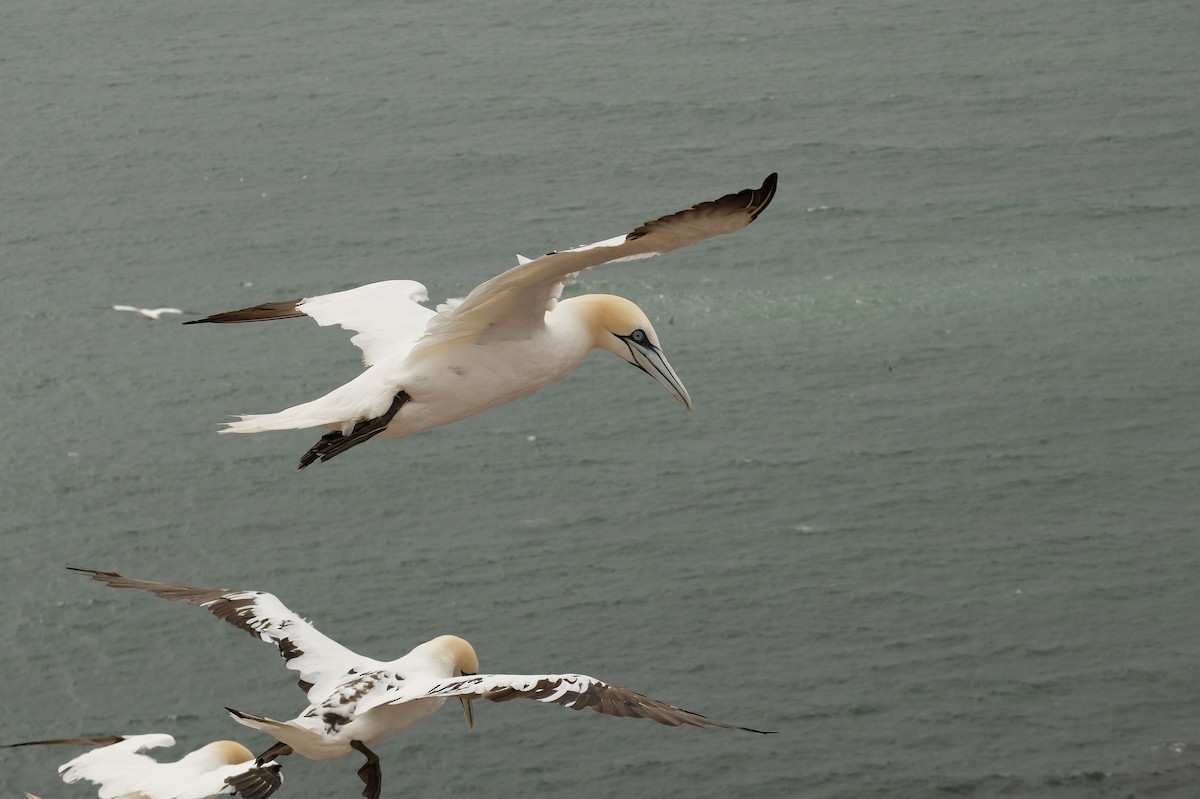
[[620, 335, 692, 410], [460, 695, 475, 730]]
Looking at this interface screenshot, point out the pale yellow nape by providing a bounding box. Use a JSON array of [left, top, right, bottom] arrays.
[[561, 294, 662, 351], [434, 634, 480, 675], [206, 739, 255, 764]]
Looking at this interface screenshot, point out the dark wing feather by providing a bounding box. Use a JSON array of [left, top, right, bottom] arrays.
[[69, 567, 367, 702], [419, 174, 778, 345], [225, 762, 283, 799], [415, 673, 774, 734]]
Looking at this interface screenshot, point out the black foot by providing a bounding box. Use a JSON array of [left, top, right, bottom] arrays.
[[254, 741, 293, 766], [351, 740, 382, 799], [297, 391, 410, 469]]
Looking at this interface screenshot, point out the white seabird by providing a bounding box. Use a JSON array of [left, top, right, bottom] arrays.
[[5, 734, 282, 799], [185, 173, 777, 468], [72, 567, 773, 799], [111, 305, 185, 320]]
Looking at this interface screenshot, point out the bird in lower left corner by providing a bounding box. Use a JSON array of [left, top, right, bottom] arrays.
[[71, 566, 775, 799], [5, 733, 283, 799]]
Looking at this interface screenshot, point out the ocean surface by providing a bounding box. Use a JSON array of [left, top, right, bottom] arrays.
[[2, 1, 1198, 797]]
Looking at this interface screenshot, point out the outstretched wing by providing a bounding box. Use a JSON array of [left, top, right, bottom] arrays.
[[405, 672, 773, 733], [6, 735, 129, 749], [52, 734, 174, 793], [417, 173, 778, 348], [185, 280, 435, 367], [70, 568, 372, 704], [48, 735, 282, 799]]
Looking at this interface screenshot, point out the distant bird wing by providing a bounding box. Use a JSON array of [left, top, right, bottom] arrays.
[[186, 280, 435, 367], [416, 173, 778, 348], [70, 568, 374, 704], [404, 672, 774, 733]]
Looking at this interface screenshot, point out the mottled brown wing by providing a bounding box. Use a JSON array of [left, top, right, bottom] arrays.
[[417, 673, 774, 734], [69, 567, 368, 703]]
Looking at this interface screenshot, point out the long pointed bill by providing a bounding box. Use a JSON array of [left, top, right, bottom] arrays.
[[625, 340, 692, 410], [460, 696, 475, 730]]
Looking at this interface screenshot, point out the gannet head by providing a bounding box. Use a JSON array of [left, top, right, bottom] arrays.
[[192, 740, 254, 766], [576, 295, 692, 410], [426, 635, 480, 730]]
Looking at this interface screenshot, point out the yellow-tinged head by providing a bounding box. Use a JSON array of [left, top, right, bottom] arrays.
[[426, 635, 480, 730], [199, 740, 254, 765], [567, 294, 692, 410]]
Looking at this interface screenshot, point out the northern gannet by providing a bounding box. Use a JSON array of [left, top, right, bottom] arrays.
[[186, 174, 777, 468], [72, 567, 773, 799], [111, 305, 185, 320], [5, 734, 282, 799]]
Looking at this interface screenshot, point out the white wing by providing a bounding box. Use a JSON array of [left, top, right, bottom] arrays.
[[416, 174, 777, 349], [185, 280, 434, 367], [70, 569, 376, 705], [55, 735, 175, 797], [127, 759, 279, 799], [297, 280, 433, 365], [400, 673, 772, 733]]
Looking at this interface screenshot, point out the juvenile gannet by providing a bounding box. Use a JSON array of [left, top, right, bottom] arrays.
[[111, 305, 185, 320], [72, 567, 773, 799], [5, 734, 282, 799], [186, 173, 777, 468]]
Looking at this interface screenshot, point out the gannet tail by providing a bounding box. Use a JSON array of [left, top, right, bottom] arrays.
[[226, 708, 325, 754], [220, 375, 400, 436]]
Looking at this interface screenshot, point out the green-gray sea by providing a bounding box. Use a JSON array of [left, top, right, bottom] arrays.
[[2, 0, 1198, 796]]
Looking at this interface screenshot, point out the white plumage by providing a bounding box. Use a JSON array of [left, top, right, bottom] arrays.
[[72, 568, 772, 799], [6, 734, 281, 799], [111, 305, 185, 320], [186, 174, 777, 468]]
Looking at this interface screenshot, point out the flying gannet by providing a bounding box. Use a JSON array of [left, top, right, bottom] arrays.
[[111, 305, 185, 320], [185, 173, 777, 468], [72, 567, 773, 799], [5, 734, 282, 799]]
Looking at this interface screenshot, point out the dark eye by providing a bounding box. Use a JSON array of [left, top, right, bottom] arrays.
[[630, 329, 647, 344]]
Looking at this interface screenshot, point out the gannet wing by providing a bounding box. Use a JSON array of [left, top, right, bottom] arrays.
[[185, 280, 435, 367], [6, 736, 129, 749], [51, 734, 176, 794], [403, 673, 774, 733], [222, 761, 284, 799], [298, 668, 413, 730], [418, 173, 777, 347], [70, 568, 373, 704], [45, 735, 282, 799]]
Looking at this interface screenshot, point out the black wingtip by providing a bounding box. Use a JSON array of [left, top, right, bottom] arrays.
[[747, 173, 778, 223]]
